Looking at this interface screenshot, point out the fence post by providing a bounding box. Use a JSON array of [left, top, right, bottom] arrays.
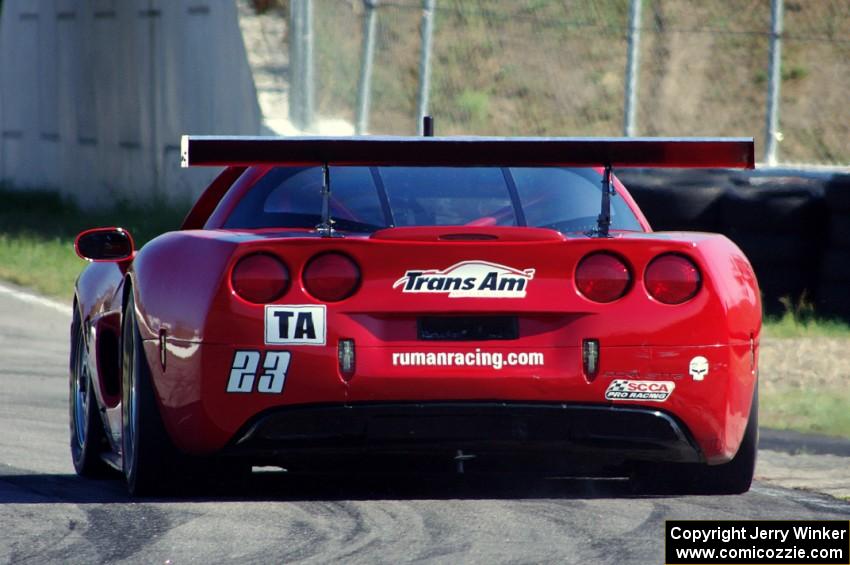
[[764, 0, 784, 165], [416, 0, 436, 135], [289, 0, 314, 130], [623, 0, 642, 137], [289, 1, 303, 127], [303, 0, 315, 129], [355, 0, 379, 135]]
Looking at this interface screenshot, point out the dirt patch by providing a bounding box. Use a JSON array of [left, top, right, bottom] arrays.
[[757, 337, 850, 500], [305, 1, 849, 163], [760, 337, 850, 392], [757, 450, 850, 500]]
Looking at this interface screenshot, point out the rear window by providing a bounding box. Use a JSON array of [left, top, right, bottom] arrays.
[[224, 166, 642, 233]]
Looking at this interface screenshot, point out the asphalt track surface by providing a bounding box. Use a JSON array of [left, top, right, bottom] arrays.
[[1, 286, 848, 564]]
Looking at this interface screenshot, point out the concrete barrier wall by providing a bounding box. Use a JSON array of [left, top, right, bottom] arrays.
[[0, 0, 261, 207]]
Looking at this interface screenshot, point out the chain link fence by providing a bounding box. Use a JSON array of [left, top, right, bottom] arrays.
[[283, 0, 850, 166]]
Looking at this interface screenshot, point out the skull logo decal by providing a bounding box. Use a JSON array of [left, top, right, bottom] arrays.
[[689, 356, 709, 381]]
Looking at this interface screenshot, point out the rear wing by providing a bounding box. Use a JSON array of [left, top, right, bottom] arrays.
[[181, 135, 755, 169]]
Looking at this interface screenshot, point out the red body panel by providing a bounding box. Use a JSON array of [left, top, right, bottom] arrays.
[[119, 226, 758, 462], [74, 166, 761, 468]]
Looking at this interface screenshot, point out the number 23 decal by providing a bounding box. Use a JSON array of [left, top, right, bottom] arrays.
[[227, 350, 291, 394]]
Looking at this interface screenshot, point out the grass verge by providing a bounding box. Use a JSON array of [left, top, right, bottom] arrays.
[[0, 233, 87, 301], [760, 387, 850, 439], [0, 187, 189, 301], [763, 311, 850, 338], [763, 296, 850, 338]]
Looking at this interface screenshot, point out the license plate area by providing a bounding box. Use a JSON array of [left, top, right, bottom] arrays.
[[417, 316, 518, 341]]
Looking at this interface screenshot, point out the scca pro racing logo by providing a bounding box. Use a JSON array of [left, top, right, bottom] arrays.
[[393, 260, 535, 298], [605, 379, 675, 402]]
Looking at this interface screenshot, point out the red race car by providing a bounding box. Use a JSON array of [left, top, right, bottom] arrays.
[[71, 135, 759, 496]]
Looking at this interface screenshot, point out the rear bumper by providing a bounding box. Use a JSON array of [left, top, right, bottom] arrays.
[[150, 340, 755, 463], [224, 402, 704, 466]]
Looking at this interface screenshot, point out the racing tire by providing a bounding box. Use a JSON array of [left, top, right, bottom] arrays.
[[121, 293, 180, 496], [70, 306, 111, 477], [633, 387, 758, 495]]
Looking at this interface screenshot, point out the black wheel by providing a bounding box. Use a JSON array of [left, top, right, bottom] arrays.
[[121, 293, 179, 496], [633, 386, 758, 495], [70, 306, 111, 477]]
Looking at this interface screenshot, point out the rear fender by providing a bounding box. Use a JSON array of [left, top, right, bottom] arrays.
[[131, 232, 239, 342], [660, 232, 761, 342]]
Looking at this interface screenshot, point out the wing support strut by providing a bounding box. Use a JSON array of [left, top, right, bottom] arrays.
[[316, 163, 339, 237], [593, 164, 614, 238]]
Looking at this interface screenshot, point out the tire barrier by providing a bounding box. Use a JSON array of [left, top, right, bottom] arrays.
[[824, 174, 850, 211], [621, 171, 728, 233], [720, 184, 825, 234], [818, 175, 850, 318], [720, 183, 826, 316], [820, 249, 850, 281], [620, 170, 850, 319], [817, 283, 850, 319], [828, 218, 850, 249]]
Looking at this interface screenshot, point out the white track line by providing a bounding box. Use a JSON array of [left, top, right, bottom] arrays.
[[0, 282, 71, 317]]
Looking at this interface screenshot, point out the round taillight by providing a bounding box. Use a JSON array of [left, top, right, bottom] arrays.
[[303, 252, 360, 302], [575, 252, 632, 303], [645, 253, 701, 304], [231, 253, 290, 303]]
